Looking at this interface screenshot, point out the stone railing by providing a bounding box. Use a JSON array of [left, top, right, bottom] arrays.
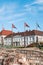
[[0, 48, 43, 65], [16, 48, 43, 65]]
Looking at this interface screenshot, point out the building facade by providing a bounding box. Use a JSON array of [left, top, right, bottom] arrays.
[[5, 30, 43, 46], [0, 29, 12, 45]]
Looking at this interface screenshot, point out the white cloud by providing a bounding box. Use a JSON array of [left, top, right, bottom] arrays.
[[24, 4, 37, 14], [36, 0, 43, 3], [24, 4, 32, 12], [8, 16, 26, 25], [24, 0, 43, 14], [32, 0, 43, 4], [13, 12, 25, 17], [31, 0, 43, 11], [0, 3, 26, 24], [0, 11, 26, 21], [0, 3, 18, 15]]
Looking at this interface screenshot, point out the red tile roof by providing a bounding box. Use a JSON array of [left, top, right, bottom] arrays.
[[32, 30, 43, 35], [13, 30, 43, 36], [0, 30, 13, 36], [0, 32, 1, 35], [5, 30, 43, 38]]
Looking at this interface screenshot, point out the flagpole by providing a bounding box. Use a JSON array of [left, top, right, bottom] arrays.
[[1, 24, 4, 47], [36, 22, 39, 48], [36, 22, 38, 43], [11, 24, 17, 47], [11, 26, 13, 47], [36, 22, 41, 48], [36, 22, 37, 31], [24, 24, 25, 47], [36, 22, 40, 43], [24, 22, 30, 47]]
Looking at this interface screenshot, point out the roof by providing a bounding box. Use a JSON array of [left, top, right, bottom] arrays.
[[22, 30, 43, 36], [0, 30, 13, 36], [0, 32, 1, 35], [32, 30, 43, 35], [5, 30, 43, 38]]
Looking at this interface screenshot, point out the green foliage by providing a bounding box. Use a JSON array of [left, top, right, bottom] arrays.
[[2, 45, 24, 49]]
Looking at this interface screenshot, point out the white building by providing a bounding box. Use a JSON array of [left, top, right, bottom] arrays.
[[5, 30, 43, 46], [0, 29, 12, 45]]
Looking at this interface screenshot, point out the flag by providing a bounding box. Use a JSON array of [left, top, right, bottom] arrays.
[[36, 23, 40, 28], [12, 24, 17, 29], [24, 22, 29, 27]]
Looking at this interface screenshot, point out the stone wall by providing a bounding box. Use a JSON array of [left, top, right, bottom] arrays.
[[0, 48, 43, 65], [16, 48, 43, 65]]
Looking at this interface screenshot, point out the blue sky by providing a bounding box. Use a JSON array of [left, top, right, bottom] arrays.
[[0, 0, 43, 32]]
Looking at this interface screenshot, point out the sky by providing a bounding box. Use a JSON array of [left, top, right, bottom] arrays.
[[0, 0, 43, 32]]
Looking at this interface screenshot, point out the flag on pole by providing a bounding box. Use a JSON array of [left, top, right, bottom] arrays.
[[12, 24, 16, 28], [24, 22, 30, 27], [11, 24, 17, 46], [36, 23, 40, 28]]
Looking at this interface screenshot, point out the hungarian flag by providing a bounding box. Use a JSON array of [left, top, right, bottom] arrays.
[[24, 22, 30, 27], [12, 24, 17, 29]]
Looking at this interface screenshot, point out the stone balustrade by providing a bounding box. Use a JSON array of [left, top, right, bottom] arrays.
[[16, 48, 43, 65], [0, 48, 43, 65]]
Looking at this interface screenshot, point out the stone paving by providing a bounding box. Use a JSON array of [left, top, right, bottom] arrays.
[[0, 47, 43, 65]]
